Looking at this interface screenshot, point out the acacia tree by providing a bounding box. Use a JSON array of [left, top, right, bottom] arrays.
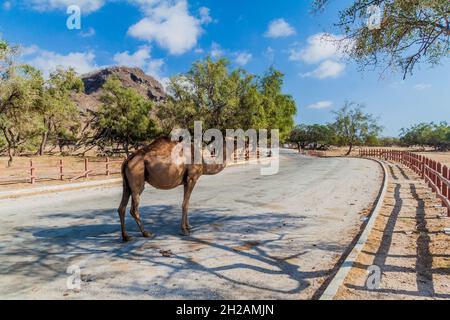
[[94, 77, 159, 156], [288, 124, 335, 150], [0, 65, 45, 165], [162, 58, 296, 142], [400, 121, 450, 150], [36, 68, 84, 156], [332, 102, 382, 155], [314, 0, 450, 78], [259, 67, 296, 141]]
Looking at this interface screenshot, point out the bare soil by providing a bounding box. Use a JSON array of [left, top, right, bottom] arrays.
[[335, 161, 450, 300]]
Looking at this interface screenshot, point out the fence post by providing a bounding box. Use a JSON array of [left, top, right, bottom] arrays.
[[421, 156, 425, 179], [106, 157, 110, 176], [446, 167, 450, 217], [30, 160, 35, 185], [431, 160, 436, 192], [85, 158, 89, 179], [436, 162, 442, 195], [442, 165, 448, 208], [59, 159, 64, 181]]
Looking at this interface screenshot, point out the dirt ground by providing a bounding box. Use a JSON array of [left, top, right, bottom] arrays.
[[335, 161, 450, 300]]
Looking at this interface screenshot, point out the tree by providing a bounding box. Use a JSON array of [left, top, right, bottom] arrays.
[[0, 40, 23, 116], [314, 0, 450, 78], [288, 124, 335, 150], [0, 61, 45, 166], [161, 58, 296, 141], [36, 68, 84, 156], [400, 121, 450, 150], [259, 67, 297, 141], [289, 125, 310, 150], [93, 77, 159, 156], [331, 102, 382, 155]]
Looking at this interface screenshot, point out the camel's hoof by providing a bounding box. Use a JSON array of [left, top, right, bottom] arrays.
[[142, 231, 154, 238], [122, 234, 132, 242]]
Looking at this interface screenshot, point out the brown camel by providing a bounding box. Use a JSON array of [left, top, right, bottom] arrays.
[[118, 136, 228, 241]]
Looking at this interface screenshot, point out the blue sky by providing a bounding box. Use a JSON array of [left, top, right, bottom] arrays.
[[0, 0, 449, 136]]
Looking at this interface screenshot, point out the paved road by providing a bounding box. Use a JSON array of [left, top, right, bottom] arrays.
[[0, 152, 382, 299]]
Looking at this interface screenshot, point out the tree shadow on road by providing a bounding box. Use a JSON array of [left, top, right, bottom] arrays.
[[0, 204, 346, 298]]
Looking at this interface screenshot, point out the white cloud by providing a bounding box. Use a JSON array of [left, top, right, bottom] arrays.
[[210, 42, 223, 58], [264, 18, 295, 38], [264, 46, 275, 61], [3, 1, 12, 10], [198, 7, 212, 24], [302, 60, 345, 79], [22, 46, 98, 77], [414, 83, 432, 90], [289, 33, 349, 64], [389, 80, 406, 88], [113, 45, 152, 67], [28, 0, 105, 13], [128, 0, 207, 55], [234, 52, 252, 66], [306, 100, 333, 110], [80, 27, 96, 38], [113, 45, 166, 82]]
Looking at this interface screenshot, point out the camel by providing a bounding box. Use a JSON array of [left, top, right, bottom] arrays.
[[118, 136, 228, 241]]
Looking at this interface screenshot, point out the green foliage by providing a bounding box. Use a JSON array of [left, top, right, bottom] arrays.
[[94, 77, 159, 155], [400, 122, 450, 150], [377, 136, 400, 147], [36, 68, 84, 155], [0, 55, 45, 164], [161, 58, 296, 141], [259, 67, 297, 141], [288, 123, 336, 149], [331, 101, 382, 154], [315, 0, 450, 78]]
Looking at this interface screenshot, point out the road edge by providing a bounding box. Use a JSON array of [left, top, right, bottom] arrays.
[[319, 157, 388, 300]]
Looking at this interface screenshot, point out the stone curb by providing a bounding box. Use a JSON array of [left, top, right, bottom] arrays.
[[319, 158, 389, 300]]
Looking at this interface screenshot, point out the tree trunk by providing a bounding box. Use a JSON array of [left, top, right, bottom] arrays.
[[346, 143, 353, 156], [38, 131, 48, 156], [124, 141, 129, 157], [2, 128, 14, 167], [7, 148, 13, 167]]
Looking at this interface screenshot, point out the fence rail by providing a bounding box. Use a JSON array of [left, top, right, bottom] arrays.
[[0, 148, 273, 186], [0, 157, 124, 185], [360, 149, 450, 216]]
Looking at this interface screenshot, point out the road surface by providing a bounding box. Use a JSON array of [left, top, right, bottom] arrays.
[[0, 152, 382, 299]]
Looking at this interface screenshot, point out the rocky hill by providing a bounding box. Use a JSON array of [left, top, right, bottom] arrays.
[[72, 66, 167, 112]]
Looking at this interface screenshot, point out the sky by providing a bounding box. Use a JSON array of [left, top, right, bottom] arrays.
[[0, 0, 449, 136]]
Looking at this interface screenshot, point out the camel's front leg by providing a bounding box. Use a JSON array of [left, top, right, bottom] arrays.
[[181, 177, 198, 236]]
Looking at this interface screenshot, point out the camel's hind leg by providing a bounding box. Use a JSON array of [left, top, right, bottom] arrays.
[[130, 190, 153, 238], [181, 176, 198, 236], [118, 185, 131, 242]]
